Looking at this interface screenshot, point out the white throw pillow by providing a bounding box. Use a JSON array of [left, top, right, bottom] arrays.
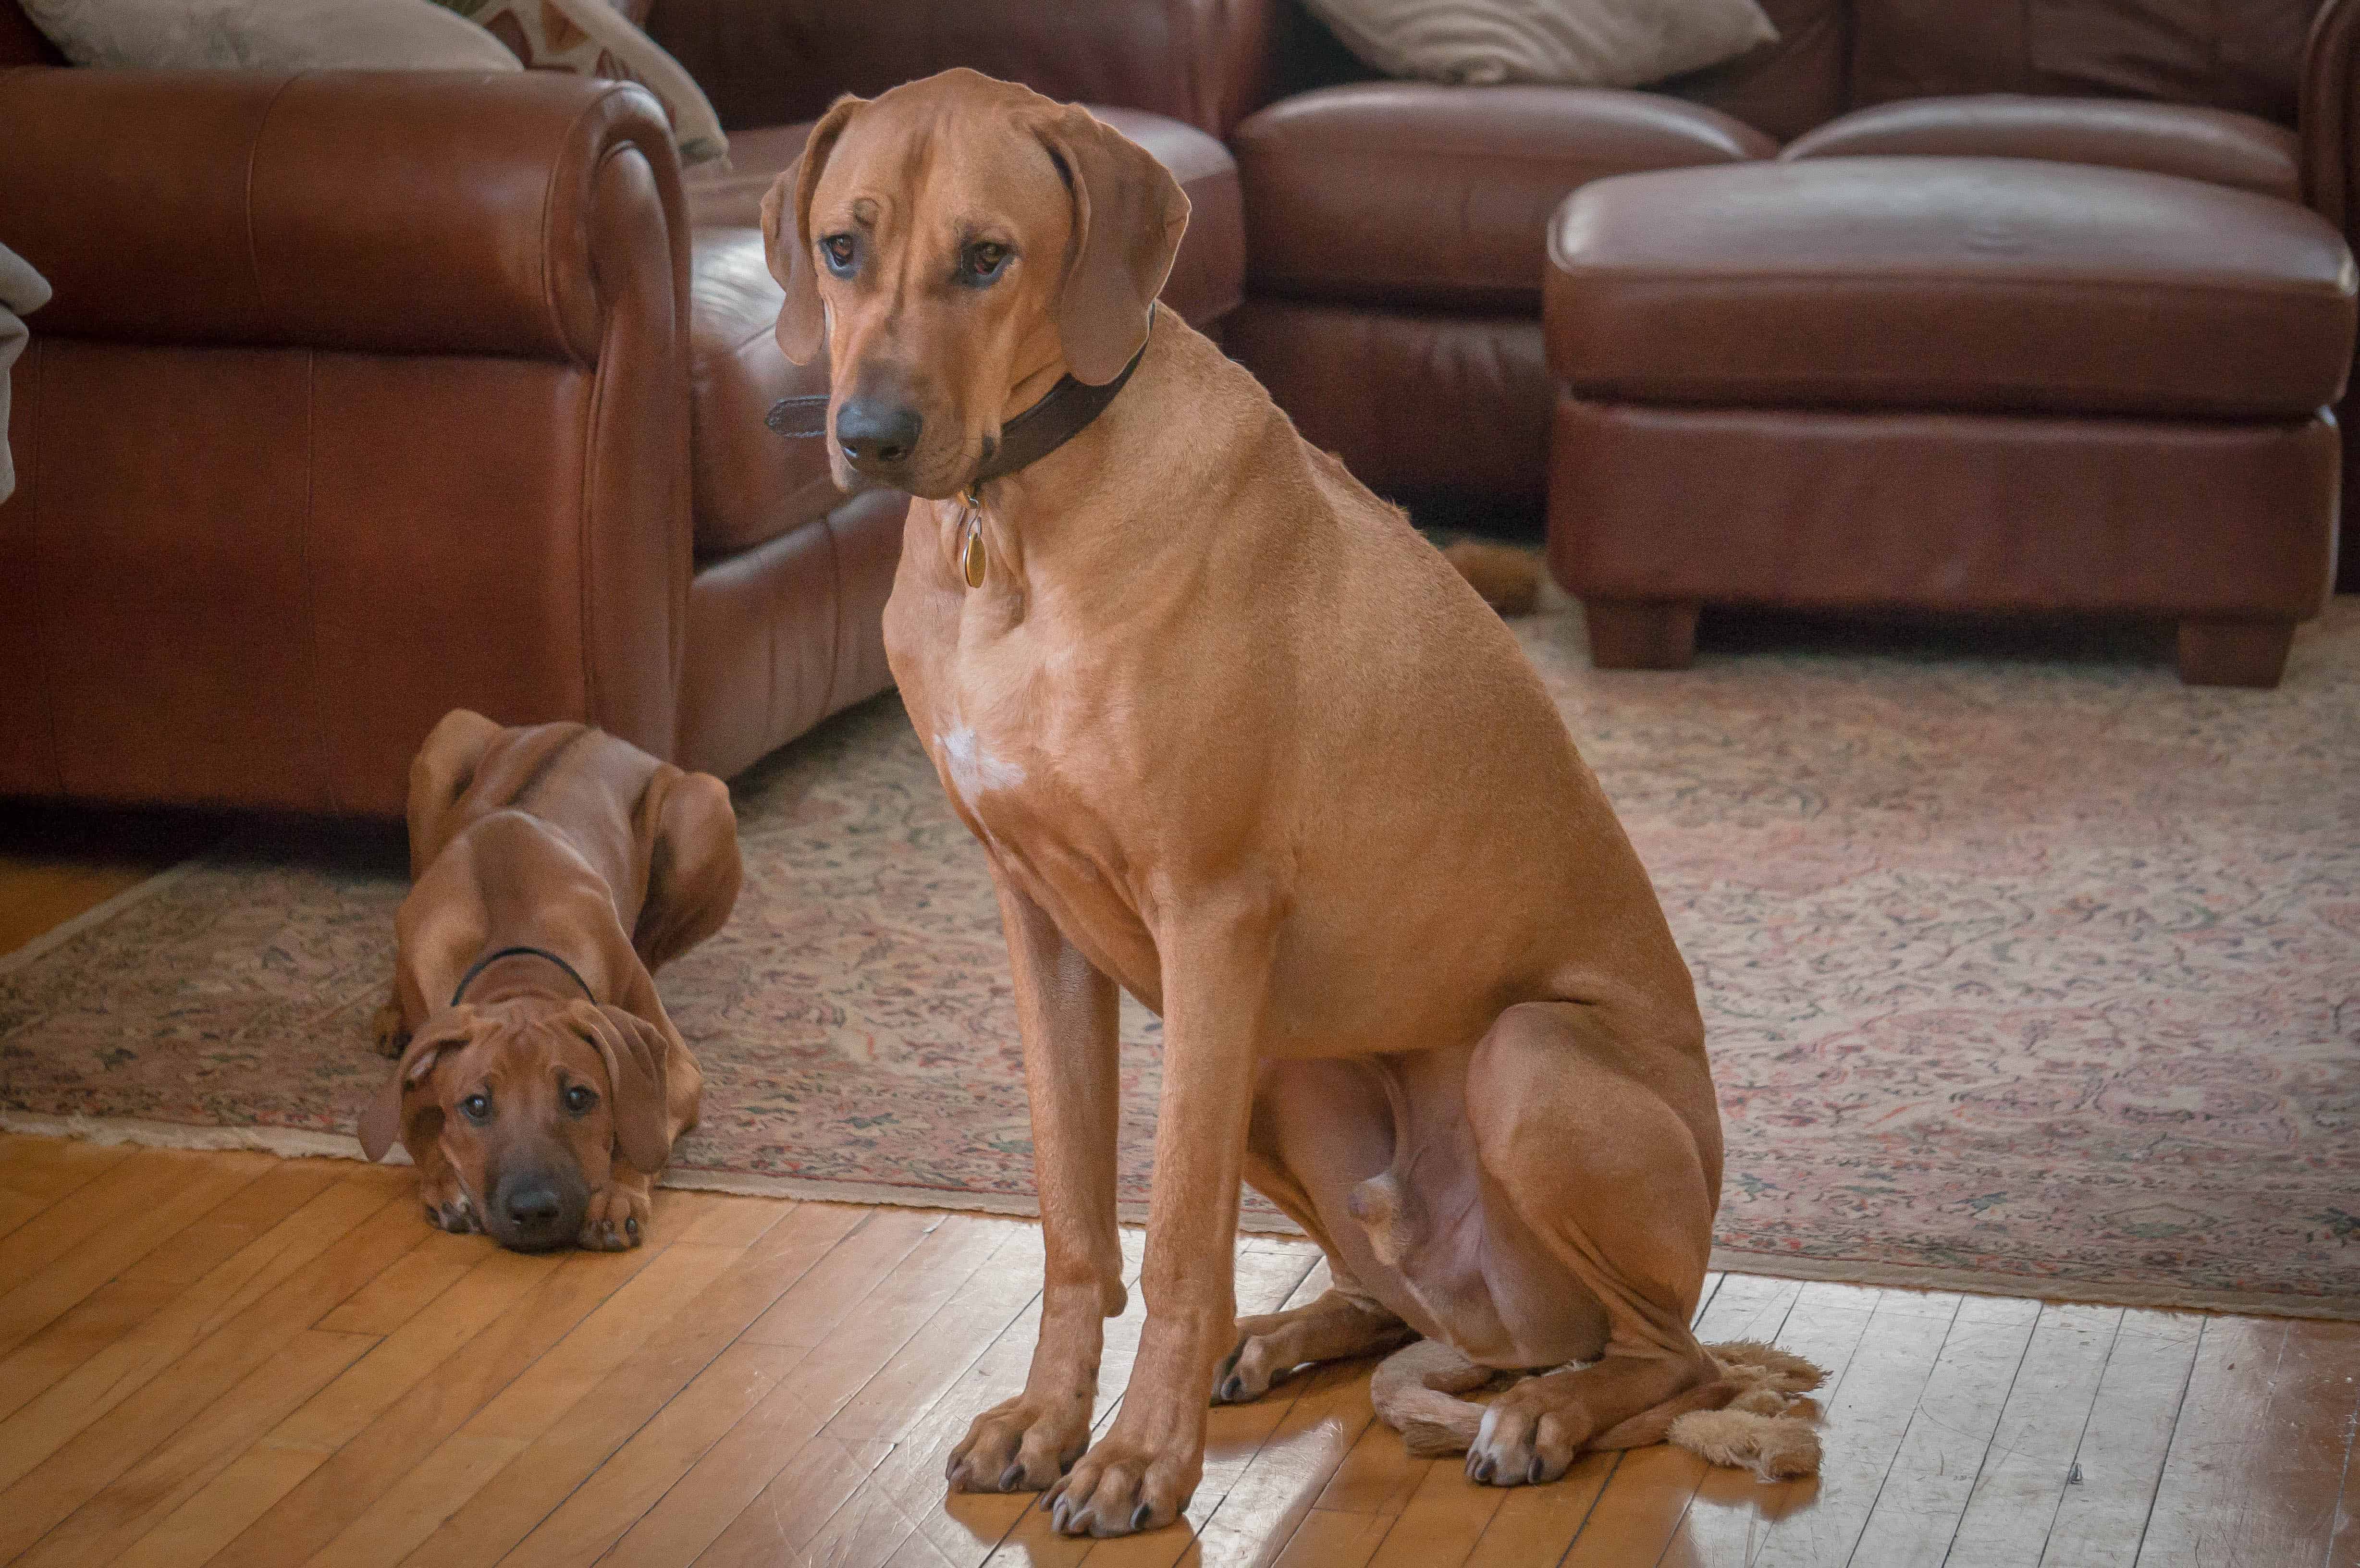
[[442, 0, 728, 166], [1303, 0, 1778, 89], [22, 0, 522, 72]]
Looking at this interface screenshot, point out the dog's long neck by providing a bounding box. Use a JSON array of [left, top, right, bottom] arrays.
[[961, 310, 1312, 609]]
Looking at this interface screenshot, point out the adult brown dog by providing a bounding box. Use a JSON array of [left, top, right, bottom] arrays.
[[359, 710, 739, 1253], [763, 71, 1729, 1536]]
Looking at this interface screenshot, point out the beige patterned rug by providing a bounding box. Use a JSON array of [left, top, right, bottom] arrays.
[[4, 597, 2357, 1318]]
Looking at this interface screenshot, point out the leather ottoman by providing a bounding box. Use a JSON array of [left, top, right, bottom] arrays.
[[1544, 157, 2358, 686]]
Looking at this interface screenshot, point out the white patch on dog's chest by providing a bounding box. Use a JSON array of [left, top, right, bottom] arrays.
[[936, 718, 1025, 811]]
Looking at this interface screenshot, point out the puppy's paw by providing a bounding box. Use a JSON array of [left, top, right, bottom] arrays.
[[425, 1191, 480, 1234], [946, 1394, 1091, 1494], [370, 998, 410, 1059], [578, 1180, 649, 1251]]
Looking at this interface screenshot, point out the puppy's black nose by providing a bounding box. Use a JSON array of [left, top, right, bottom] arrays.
[[505, 1185, 563, 1227], [836, 399, 923, 468]]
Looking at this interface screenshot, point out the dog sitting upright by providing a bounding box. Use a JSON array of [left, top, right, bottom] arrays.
[[359, 710, 741, 1252]]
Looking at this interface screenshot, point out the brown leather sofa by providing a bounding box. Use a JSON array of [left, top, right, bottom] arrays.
[[1226, 0, 2360, 596], [0, 0, 1245, 815]]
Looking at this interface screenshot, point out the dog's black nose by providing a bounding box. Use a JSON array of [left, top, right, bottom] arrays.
[[836, 399, 923, 468], [505, 1185, 563, 1227]]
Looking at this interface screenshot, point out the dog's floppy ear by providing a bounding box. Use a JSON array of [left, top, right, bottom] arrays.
[[358, 1009, 475, 1162], [1032, 105, 1190, 384], [762, 94, 867, 367], [567, 1001, 676, 1173]]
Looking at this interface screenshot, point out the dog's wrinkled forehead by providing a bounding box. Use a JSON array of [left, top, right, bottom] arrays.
[[812, 74, 1074, 239], [439, 1003, 607, 1089]]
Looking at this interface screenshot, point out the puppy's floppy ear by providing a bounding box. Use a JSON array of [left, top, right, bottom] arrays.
[[1032, 105, 1191, 384], [763, 94, 867, 366], [359, 1009, 475, 1162], [567, 1002, 676, 1173]]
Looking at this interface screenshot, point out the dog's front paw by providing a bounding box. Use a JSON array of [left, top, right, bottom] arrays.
[[577, 1180, 649, 1251], [425, 1191, 480, 1234], [1041, 1427, 1201, 1537], [946, 1393, 1091, 1494]]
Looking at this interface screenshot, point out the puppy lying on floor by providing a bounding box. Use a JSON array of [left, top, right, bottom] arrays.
[[358, 710, 741, 1252]]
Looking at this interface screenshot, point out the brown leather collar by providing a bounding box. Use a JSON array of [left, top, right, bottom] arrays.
[[766, 308, 1153, 488]]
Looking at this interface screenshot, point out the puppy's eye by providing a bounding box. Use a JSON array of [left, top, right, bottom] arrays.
[[821, 233, 856, 275], [960, 241, 1009, 284], [563, 1085, 598, 1117], [458, 1092, 492, 1124]]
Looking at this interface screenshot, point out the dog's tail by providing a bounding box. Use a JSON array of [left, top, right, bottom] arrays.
[[1368, 1337, 1828, 1482]]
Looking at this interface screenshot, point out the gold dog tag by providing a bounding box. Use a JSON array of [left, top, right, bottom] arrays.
[[959, 490, 986, 589]]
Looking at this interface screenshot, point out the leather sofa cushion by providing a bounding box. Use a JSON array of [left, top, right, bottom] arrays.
[[1661, 0, 1847, 144], [1784, 96, 2301, 203], [1234, 82, 1771, 311], [689, 229, 845, 560], [1848, 0, 2315, 128], [685, 108, 1242, 327], [1548, 157, 2358, 419], [686, 107, 1243, 559]]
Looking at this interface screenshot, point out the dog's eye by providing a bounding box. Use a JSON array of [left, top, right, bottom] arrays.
[[458, 1092, 492, 1125], [821, 233, 856, 275], [563, 1085, 598, 1117], [960, 241, 1009, 284]]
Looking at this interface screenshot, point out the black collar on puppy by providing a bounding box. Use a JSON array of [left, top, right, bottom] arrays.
[[764, 306, 1155, 487], [449, 945, 595, 1009]]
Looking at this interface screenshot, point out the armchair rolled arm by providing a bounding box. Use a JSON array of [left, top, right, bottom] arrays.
[[0, 67, 688, 366], [2302, 0, 2360, 233]]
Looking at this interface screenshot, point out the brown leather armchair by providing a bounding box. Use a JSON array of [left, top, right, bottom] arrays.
[[0, 0, 1247, 815]]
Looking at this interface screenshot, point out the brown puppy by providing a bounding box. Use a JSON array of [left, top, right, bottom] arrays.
[[765, 71, 1732, 1536], [359, 710, 740, 1253]]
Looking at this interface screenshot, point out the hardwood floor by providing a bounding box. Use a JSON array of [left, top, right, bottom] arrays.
[[0, 1145, 2352, 1568], [2, 852, 2357, 1565]]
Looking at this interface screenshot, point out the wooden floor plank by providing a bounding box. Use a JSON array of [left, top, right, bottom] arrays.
[[593, 1207, 1008, 1568], [1268, 1505, 1395, 1568], [314, 1229, 485, 1335], [207, 1220, 676, 1568], [1183, 1357, 1383, 1568], [2134, 1317, 2360, 1568], [0, 1152, 273, 1360], [0, 1141, 133, 1244], [2038, 1309, 2204, 1568], [0, 1126, 2350, 1568], [397, 1199, 856, 1568], [0, 1169, 403, 1495], [1845, 1292, 2044, 1567], [1942, 1302, 2129, 1568], [15, 1326, 378, 1568], [261, 1245, 565, 1457], [307, 1219, 758, 1568], [0, 1159, 341, 1425], [0, 1148, 248, 1298], [0, 1187, 418, 1562], [694, 1216, 1054, 1568], [804, 1229, 1152, 1568]]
